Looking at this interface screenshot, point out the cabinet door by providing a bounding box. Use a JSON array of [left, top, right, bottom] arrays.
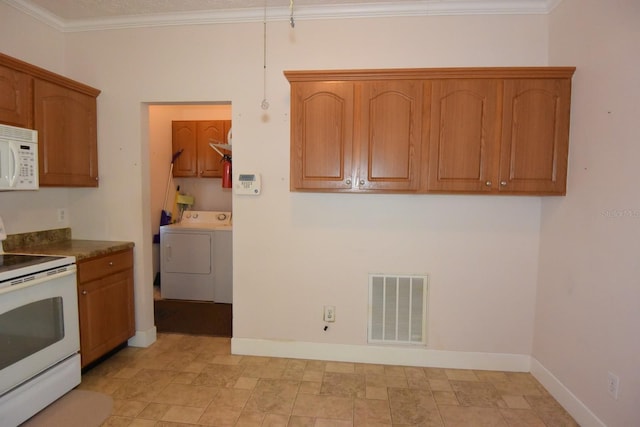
[[290, 81, 355, 190], [427, 79, 500, 192], [172, 121, 197, 177], [358, 80, 423, 191], [0, 64, 32, 128], [197, 120, 230, 178], [78, 269, 135, 367], [500, 79, 571, 194], [34, 79, 98, 187]]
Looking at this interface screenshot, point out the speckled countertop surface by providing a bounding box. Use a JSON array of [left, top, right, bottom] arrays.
[[4, 228, 134, 261]]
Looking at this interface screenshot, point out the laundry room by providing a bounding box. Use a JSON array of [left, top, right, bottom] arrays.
[[148, 103, 233, 337]]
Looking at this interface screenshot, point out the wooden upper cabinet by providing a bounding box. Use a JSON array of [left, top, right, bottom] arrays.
[[1, 52, 101, 187], [288, 79, 421, 192], [197, 120, 230, 178], [290, 81, 355, 190], [172, 121, 198, 177], [172, 120, 231, 178], [499, 79, 571, 194], [34, 78, 99, 187], [358, 80, 423, 191], [427, 79, 500, 192], [0, 64, 32, 128], [286, 67, 575, 195]]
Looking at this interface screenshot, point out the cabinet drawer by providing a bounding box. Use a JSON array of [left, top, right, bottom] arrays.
[[78, 249, 133, 283]]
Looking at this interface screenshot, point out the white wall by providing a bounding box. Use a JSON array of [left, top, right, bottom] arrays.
[[534, 1, 640, 426], [0, 3, 70, 234], [1, 8, 550, 363]]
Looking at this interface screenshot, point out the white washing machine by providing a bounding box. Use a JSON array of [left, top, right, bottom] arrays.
[[160, 211, 232, 302]]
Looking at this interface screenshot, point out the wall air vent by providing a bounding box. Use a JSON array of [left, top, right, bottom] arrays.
[[368, 274, 428, 345]]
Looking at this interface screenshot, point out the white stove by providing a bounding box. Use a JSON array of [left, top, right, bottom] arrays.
[[0, 253, 76, 288], [0, 223, 79, 425]]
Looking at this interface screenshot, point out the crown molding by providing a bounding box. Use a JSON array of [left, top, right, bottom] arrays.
[[6, 0, 563, 33]]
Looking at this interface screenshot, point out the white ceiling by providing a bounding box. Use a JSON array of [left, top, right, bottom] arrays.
[[6, 0, 562, 31]]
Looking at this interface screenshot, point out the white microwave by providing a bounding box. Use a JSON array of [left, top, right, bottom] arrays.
[[0, 123, 38, 191]]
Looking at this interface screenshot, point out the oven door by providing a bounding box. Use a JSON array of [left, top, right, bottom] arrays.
[[0, 267, 79, 396]]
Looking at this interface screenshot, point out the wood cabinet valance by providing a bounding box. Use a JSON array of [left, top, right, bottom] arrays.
[[0, 52, 101, 187], [285, 67, 575, 196]]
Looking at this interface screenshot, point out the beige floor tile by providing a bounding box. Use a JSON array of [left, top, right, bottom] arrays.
[[501, 394, 531, 409], [234, 412, 264, 426], [198, 405, 242, 426], [80, 334, 577, 427], [287, 415, 315, 426], [137, 402, 171, 420], [388, 387, 441, 426], [365, 385, 388, 400], [262, 413, 290, 426], [438, 405, 507, 427], [500, 408, 546, 426], [354, 397, 392, 425], [445, 369, 480, 382], [235, 376, 259, 390], [161, 405, 205, 423], [432, 390, 459, 406], [151, 382, 219, 408], [325, 361, 356, 373], [111, 399, 148, 417], [291, 393, 354, 420], [315, 418, 353, 426], [193, 363, 245, 387], [429, 379, 453, 392], [298, 380, 322, 395], [100, 415, 135, 426], [127, 419, 157, 427], [320, 371, 366, 398]]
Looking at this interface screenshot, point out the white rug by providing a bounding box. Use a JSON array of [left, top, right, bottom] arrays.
[[21, 389, 112, 427]]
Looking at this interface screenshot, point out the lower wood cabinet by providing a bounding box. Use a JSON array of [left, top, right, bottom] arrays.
[[77, 249, 134, 367]]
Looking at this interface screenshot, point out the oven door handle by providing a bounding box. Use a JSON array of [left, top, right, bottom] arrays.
[[0, 267, 76, 296]]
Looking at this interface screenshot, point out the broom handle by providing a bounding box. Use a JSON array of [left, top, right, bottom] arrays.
[[163, 163, 174, 211]]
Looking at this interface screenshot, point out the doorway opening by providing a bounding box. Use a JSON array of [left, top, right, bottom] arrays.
[[147, 102, 233, 337]]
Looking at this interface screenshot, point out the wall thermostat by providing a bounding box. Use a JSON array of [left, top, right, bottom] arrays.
[[235, 173, 261, 195]]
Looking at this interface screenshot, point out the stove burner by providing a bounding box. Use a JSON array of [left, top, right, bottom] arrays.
[[0, 254, 65, 274]]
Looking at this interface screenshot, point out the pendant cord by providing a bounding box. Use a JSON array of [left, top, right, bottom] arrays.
[[261, 2, 269, 110], [289, 0, 295, 28]]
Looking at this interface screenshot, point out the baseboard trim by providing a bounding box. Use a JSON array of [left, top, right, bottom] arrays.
[[231, 338, 531, 372], [128, 326, 157, 348], [530, 358, 606, 427]]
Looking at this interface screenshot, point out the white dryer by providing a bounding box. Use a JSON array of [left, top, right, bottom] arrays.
[[160, 211, 232, 302]]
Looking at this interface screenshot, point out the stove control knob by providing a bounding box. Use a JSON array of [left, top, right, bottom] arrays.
[[217, 213, 228, 221]]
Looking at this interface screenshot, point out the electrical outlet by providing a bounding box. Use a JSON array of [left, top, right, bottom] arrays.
[[57, 208, 68, 223], [323, 305, 335, 322], [607, 372, 619, 399]]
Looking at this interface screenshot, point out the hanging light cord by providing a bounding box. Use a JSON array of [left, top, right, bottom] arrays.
[[261, 2, 269, 110], [290, 0, 295, 28]]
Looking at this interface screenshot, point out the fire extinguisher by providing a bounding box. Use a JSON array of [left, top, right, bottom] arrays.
[[222, 154, 232, 188]]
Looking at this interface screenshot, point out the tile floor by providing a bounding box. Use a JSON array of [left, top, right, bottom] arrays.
[[79, 333, 578, 426]]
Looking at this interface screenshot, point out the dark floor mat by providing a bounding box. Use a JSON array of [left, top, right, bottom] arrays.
[[154, 299, 232, 337]]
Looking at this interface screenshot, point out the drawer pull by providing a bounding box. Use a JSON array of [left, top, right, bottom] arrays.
[[82, 290, 88, 295], [109, 261, 114, 266]]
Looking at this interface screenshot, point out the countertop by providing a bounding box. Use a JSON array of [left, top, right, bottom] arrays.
[[4, 228, 134, 262]]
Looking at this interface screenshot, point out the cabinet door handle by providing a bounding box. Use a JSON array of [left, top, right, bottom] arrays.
[[109, 261, 114, 266], [500, 181, 507, 186], [81, 290, 87, 295], [485, 181, 492, 187], [345, 178, 351, 185], [359, 179, 365, 186]]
